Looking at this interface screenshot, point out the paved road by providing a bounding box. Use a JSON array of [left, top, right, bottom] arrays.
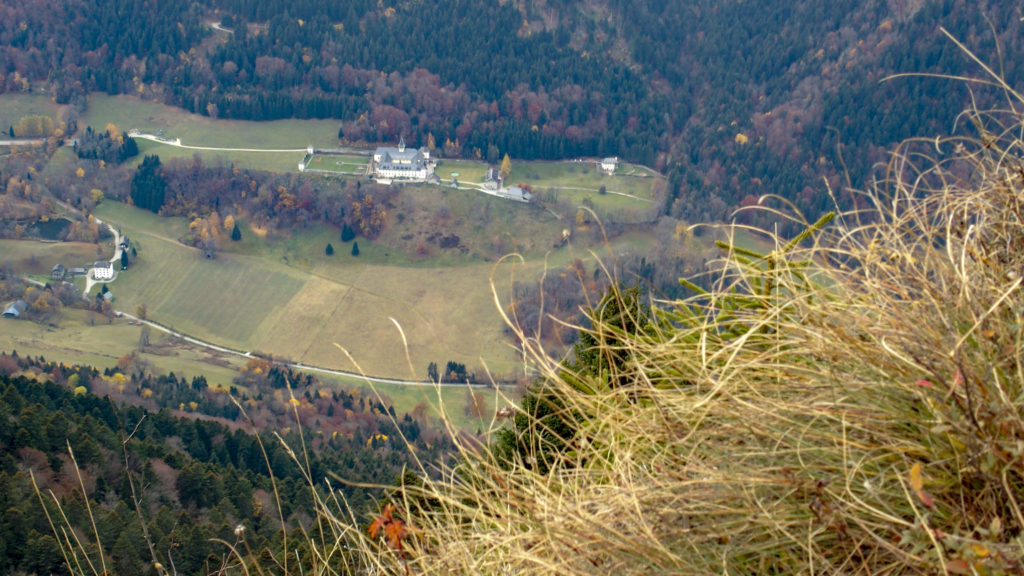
[[121, 312, 488, 387], [130, 130, 307, 153], [0, 139, 46, 146], [209, 21, 234, 34]]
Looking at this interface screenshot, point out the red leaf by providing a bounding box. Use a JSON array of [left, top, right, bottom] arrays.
[[945, 559, 972, 575]]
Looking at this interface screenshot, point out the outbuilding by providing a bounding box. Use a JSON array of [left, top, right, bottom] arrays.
[[3, 300, 27, 318]]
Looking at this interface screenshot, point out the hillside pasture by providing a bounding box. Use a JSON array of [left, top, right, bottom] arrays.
[[94, 202, 529, 380], [434, 159, 489, 184], [373, 185, 567, 265], [133, 139, 306, 173], [0, 308, 504, 430], [0, 240, 101, 276], [80, 95, 338, 171], [0, 94, 63, 134], [0, 308, 242, 387], [508, 160, 659, 198], [304, 154, 369, 175], [104, 232, 307, 350]]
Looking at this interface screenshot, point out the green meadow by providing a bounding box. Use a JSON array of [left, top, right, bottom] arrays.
[[0, 93, 63, 133], [93, 202, 532, 382], [0, 307, 500, 430]]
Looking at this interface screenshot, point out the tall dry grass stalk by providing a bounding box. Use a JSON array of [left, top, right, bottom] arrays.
[[353, 91, 1024, 574]]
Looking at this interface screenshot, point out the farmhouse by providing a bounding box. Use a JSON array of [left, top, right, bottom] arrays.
[[600, 157, 618, 174], [483, 167, 502, 191], [3, 300, 27, 318], [52, 263, 66, 282], [93, 260, 114, 280], [371, 137, 435, 183]]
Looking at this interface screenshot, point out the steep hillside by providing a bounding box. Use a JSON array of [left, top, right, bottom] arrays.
[[3, 0, 1021, 230]]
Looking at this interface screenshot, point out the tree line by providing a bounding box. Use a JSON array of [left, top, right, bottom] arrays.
[[3, 0, 1024, 236], [0, 352, 452, 575]]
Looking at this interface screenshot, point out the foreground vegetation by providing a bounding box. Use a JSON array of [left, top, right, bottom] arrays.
[[288, 102, 1021, 572]]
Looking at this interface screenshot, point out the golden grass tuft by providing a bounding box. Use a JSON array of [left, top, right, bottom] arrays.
[[348, 95, 1024, 574]]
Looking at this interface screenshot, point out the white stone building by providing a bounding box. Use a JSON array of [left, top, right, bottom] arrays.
[[371, 138, 434, 182], [600, 157, 619, 174], [93, 260, 114, 280]]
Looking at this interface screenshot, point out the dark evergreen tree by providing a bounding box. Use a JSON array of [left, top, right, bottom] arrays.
[[341, 224, 355, 243], [492, 284, 651, 473], [130, 155, 166, 213], [351, 241, 359, 256], [325, 243, 334, 255], [231, 223, 242, 241]]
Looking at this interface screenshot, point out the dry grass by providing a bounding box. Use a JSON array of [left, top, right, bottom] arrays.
[[339, 90, 1024, 573]]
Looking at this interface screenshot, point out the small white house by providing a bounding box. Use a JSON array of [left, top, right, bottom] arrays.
[[600, 157, 618, 175], [93, 260, 114, 280]]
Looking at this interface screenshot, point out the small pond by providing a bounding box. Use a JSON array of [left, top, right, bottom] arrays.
[[31, 217, 72, 240]]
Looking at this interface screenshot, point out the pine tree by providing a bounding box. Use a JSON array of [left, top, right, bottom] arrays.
[[351, 241, 360, 256], [231, 223, 242, 241], [325, 243, 334, 255], [130, 155, 166, 213], [341, 223, 355, 242]]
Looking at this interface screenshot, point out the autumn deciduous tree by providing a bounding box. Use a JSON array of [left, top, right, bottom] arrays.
[[499, 153, 512, 181]]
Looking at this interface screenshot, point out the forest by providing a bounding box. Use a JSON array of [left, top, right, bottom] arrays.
[[0, 352, 450, 575], [2, 0, 1022, 231]]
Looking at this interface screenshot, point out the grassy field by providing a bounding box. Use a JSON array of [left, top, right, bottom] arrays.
[[305, 154, 369, 175], [0, 239, 101, 275], [433, 159, 490, 184], [508, 160, 658, 198], [76, 95, 337, 171], [94, 201, 532, 382], [133, 139, 307, 173], [0, 307, 503, 430], [0, 93, 63, 132], [82, 95, 341, 149], [0, 308, 242, 386]]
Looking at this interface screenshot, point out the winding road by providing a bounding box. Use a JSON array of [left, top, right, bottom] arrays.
[[123, 312, 483, 387], [128, 130, 307, 154]]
